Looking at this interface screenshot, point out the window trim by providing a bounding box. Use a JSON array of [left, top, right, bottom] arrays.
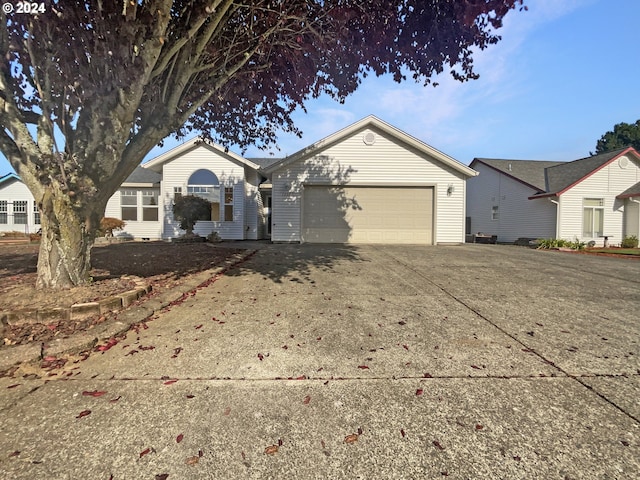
[[223, 186, 234, 222], [582, 198, 604, 238], [13, 200, 28, 225], [491, 205, 499, 221]]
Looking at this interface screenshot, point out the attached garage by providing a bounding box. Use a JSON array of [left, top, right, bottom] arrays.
[[302, 186, 433, 244], [264, 116, 478, 245]]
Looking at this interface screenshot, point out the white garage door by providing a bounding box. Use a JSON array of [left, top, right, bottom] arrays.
[[302, 186, 433, 244]]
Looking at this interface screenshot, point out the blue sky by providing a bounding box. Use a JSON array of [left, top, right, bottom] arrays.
[[1, 0, 639, 176]]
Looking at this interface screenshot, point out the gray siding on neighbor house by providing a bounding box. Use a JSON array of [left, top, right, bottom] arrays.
[[271, 126, 468, 244], [467, 162, 556, 243]]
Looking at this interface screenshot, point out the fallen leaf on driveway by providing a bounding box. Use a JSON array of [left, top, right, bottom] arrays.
[[155, 474, 169, 480], [185, 455, 199, 465], [303, 395, 311, 405], [357, 365, 369, 370], [344, 434, 358, 444], [163, 379, 178, 385], [140, 447, 152, 458], [432, 440, 445, 450], [7, 384, 21, 389], [264, 445, 278, 455], [416, 388, 424, 396], [76, 410, 91, 419], [176, 434, 184, 443], [82, 390, 107, 397]]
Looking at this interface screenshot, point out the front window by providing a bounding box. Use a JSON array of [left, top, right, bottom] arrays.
[[187, 169, 220, 221], [13, 200, 27, 224], [121, 189, 137, 221], [142, 190, 159, 221], [0, 201, 7, 224], [583, 198, 604, 237], [224, 187, 234, 221]]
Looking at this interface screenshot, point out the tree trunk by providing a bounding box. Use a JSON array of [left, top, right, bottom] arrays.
[[35, 189, 101, 289]]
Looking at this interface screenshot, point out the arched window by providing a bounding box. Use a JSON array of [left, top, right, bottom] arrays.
[[187, 169, 220, 221]]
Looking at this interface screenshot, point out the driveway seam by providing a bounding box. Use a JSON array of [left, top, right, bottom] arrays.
[[381, 248, 640, 425]]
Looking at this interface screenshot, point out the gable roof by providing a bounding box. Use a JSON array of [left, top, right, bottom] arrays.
[[540, 148, 630, 197], [263, 115, 477, 177], [470, 158, 562, 192], [473, 147, 640, 200], [247, 157, 283, 170], [143, 137, 261, 172], [0, 172, 21, 186]]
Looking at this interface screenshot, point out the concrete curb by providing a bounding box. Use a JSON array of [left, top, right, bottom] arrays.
[[0, 249, 257, 371]]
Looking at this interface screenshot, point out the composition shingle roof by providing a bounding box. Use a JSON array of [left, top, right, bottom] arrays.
[[473, 158, 562, 191], [542, 148, 628, 195], [124, 166, 162, 184], [618, 181, 640, 198], [247, 157, 283, 170]]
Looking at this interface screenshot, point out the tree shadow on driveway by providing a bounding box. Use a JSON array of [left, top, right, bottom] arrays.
[[222, 243, 366, 284]]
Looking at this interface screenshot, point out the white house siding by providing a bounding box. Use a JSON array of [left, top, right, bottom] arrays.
[[557, 156, 640, 244], [243, 167, 262, 240], [155, 145, 246, 240], [467, 163, 556, 242], [271, 126, 467, 244], [104, 188, 163, 239], [0, 179, 40, 234]]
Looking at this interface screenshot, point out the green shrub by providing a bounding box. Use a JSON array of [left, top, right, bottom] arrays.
[[537, 237, 584, 250], [173, 195, 211, 235], [621, 235, 639, 248]]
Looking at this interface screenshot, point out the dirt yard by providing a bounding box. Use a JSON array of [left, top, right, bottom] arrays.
[[0, 241, 245, 345]]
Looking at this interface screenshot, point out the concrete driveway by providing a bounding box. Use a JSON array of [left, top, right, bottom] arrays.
[[1, 244, 639, 479]]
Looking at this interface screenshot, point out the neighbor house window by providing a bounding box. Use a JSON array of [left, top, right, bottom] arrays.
[[224, 187, 234, 221], [187, 169, 220, 221], [491, 205, 499, 221], [13, 200, 27, 224], [583, 198, 604, 237], [33, 202, 40, 225], [174, 186, 182, 202], [142, 190, 159, 221], [0, 201, 7, 224], [121, 189, 138, 221]]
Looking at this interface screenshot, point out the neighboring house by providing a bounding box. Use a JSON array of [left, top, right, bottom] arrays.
[[264, 115, 477, 244], [467, 147, 640, 245], [0, 116, 476, 244], [0, 173, 40, 234]]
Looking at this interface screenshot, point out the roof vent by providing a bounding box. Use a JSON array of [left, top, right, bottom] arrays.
[[508, 163, 512, 171], [363, 132, 376, 145], [618, 156, 629, 169]]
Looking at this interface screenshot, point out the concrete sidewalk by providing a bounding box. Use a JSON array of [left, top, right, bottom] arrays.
[[1, 244, 638, 479]]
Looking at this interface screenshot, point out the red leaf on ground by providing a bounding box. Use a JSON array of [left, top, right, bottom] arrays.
[[163, 379, 178, 385], [8, 450, 20, 457], [76, 410, 91, 419], [423, 373, 433, 378], [7, 384, 21, 389], [186, 394, 195, 399], [296, 375, 306, 380], [140, 448, 151, 458], [109, 396, 121, 403], [433, 440, 445, 450], [357, 365, 369, 370], [223, 407, 231, 416], [82, 390, 107, 397], [400, 429, 406, 438], [398, 321, 406, 325], [258, 353, 264, 361], [138, 345, 155, 351], [198, 449, 203, 457], [475, 424, 484, 430], [470, 365, 481, 370], [195, 324, 203, 330], [155, 475, 169, 480], [357, 427, 363, 435], [43, 355, 57, 362], [46, 324, 57, 331], [416, 388, 424, 396], [278, 439, 283, 446], [176, 434, 184, 443], [303, 395, 311, 405], [402, 344, 409, 350]]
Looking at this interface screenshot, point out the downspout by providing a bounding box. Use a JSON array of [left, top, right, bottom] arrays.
[[549, 197, 560, 239]]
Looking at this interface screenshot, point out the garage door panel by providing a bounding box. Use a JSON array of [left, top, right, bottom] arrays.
[[302, 186, 433, 244]]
